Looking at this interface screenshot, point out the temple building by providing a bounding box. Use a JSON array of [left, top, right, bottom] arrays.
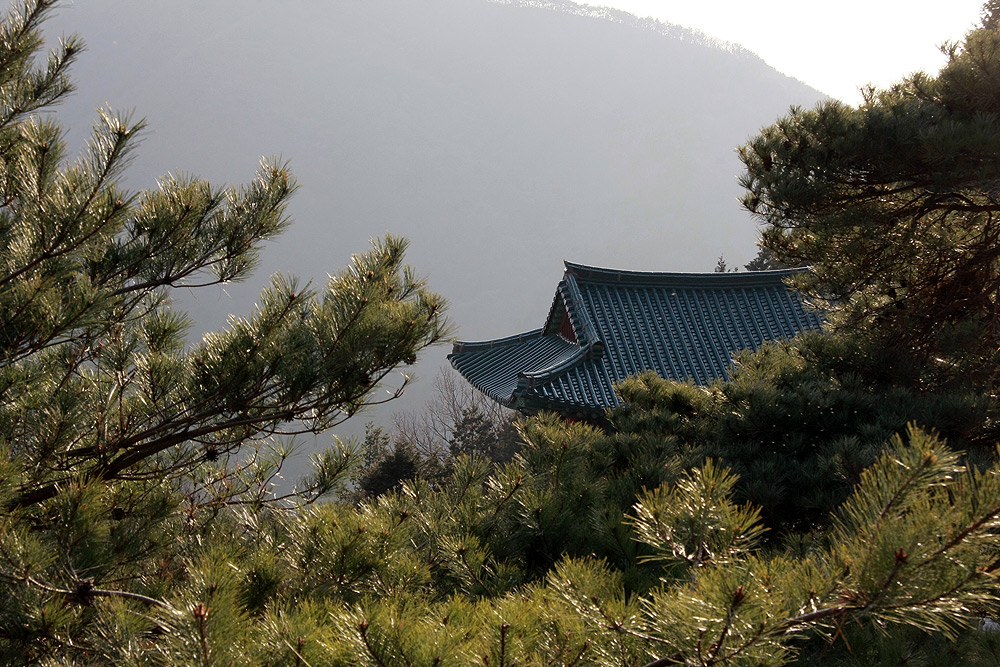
[[448, 261, 823, 420]]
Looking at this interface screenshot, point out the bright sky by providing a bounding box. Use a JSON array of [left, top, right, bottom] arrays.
[[591, 1, 986, 104]]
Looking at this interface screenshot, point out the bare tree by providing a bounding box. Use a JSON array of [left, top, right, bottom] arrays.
[[391, 368, 518, 461]]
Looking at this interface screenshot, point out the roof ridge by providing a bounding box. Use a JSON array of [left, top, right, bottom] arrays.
[[563, 260, 809, 286], [451, 328, 545, 352]]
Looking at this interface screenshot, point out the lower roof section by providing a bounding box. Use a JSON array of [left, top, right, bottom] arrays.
[[448, 329, 579, 407]]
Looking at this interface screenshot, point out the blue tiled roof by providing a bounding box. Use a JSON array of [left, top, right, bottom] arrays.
[[448, 262, 823, 416]]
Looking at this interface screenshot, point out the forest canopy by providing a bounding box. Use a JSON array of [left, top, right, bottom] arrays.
[[3, 1, 1000, 666]]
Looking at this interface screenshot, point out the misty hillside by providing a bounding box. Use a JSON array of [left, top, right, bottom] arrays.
[[42, 0, 825, 428]]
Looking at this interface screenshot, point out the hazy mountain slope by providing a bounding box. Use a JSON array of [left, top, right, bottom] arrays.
[[42, 0, 825, 429]]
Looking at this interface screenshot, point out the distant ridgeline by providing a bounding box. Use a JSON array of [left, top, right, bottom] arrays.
[[449, 262, 823, 420], [484, 0, 763, 56]]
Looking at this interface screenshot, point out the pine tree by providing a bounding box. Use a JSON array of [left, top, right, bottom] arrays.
[[0, 1, 447, 660], [738, 13, 1000, 386]]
